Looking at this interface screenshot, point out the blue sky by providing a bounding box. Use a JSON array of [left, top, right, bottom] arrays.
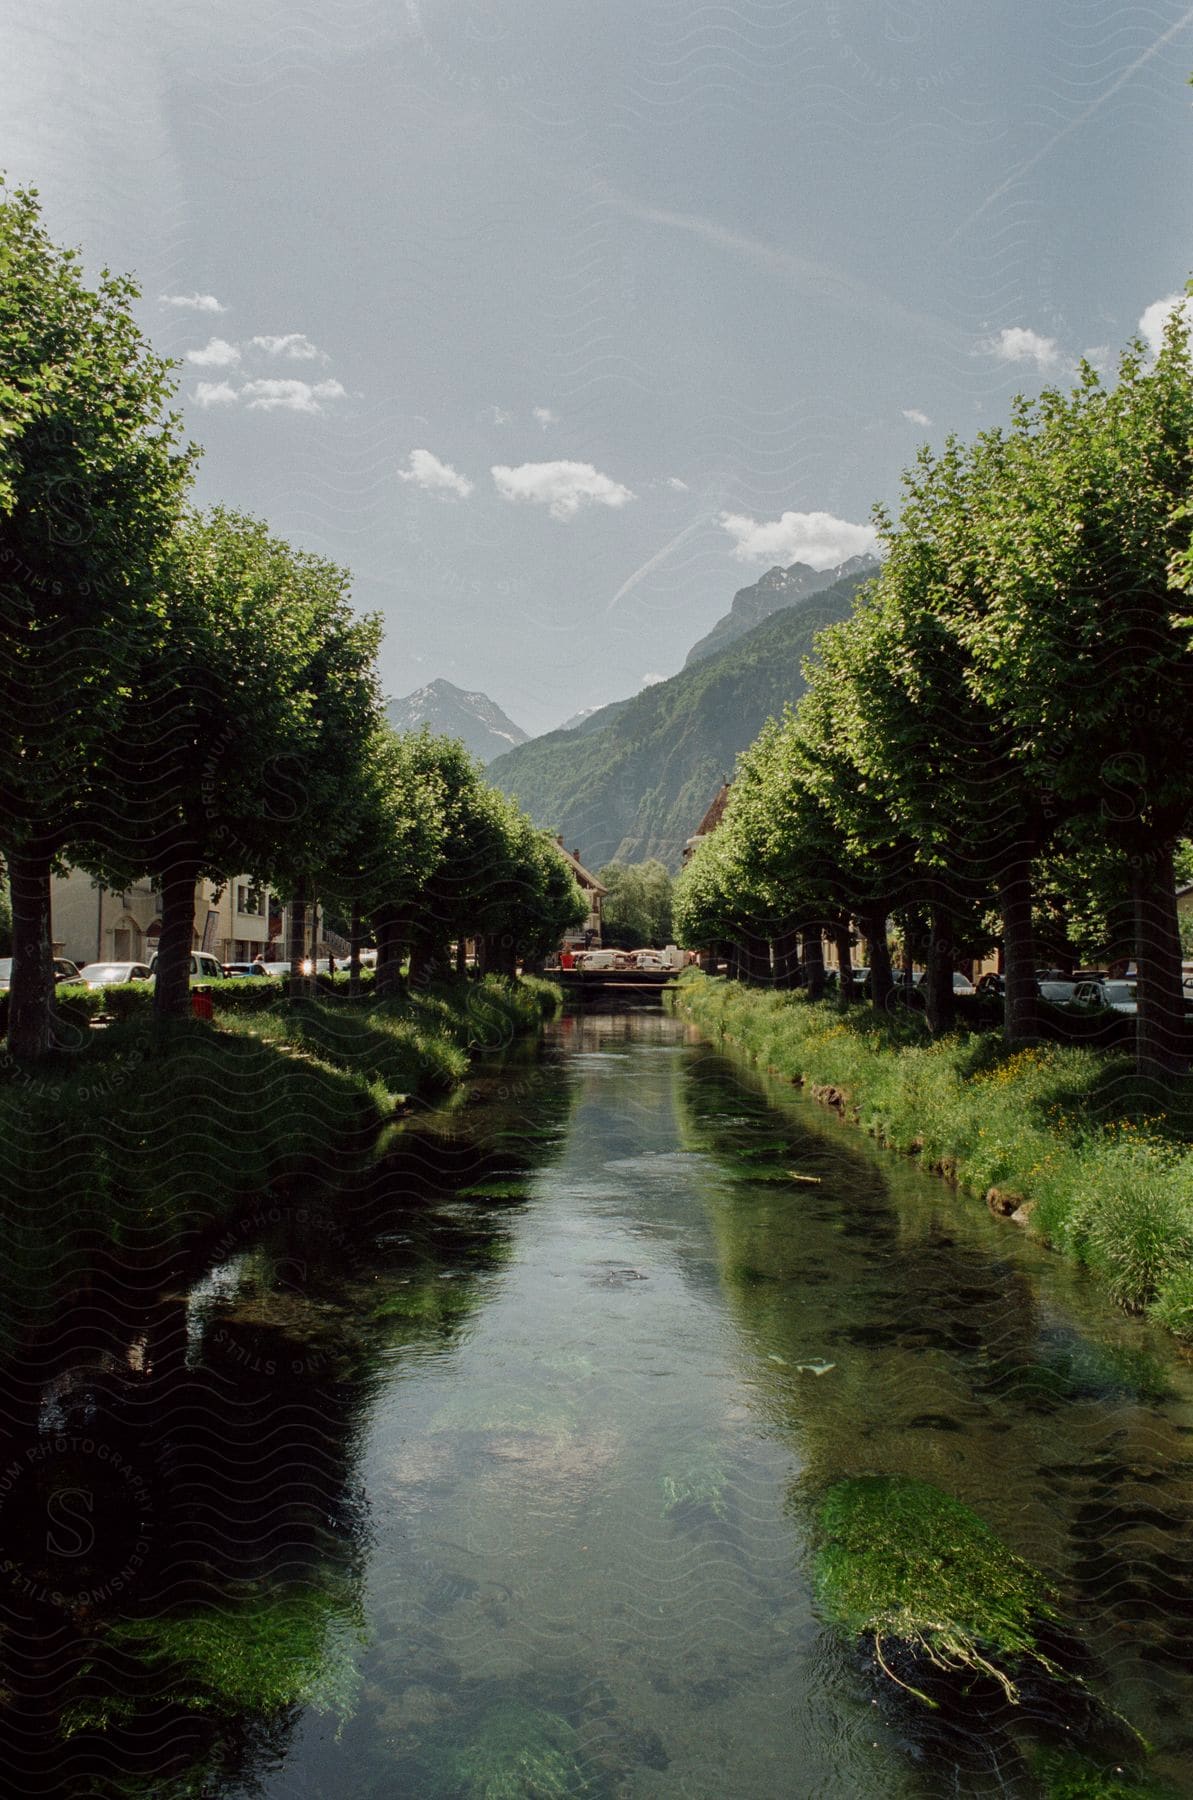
[[4, 0, 1193, 733]]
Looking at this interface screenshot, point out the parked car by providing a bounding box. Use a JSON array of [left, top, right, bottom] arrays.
[[952, 971, 977, 996], [222, 961, 281, 979], [148, 950, 225, 984], [573, 948, 619, 972], [0, 957, 82, 989], [1039, 978, 1076, 1003], [77, 961, 153, 989], [976, 973, 1005, 999], [1071, 979, 1137, 1015]]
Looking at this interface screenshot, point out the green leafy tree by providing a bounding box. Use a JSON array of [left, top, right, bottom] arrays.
[[960, 323, 1193, 1074], [598, 860, 674, 948], [0, 184, 194, 1055], [81, 508, 383, 1018]]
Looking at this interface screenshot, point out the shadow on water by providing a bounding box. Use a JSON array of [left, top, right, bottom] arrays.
[[0, 1012, 1192, 1796], [0, 1038, 578, 1798]]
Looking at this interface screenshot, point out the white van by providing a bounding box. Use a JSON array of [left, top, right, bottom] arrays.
[[149, 950, 225, 983], [574, 948, 619, 972]]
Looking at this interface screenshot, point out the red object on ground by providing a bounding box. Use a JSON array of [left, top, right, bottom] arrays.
[[560, 951, 575, 969], [191, 989, 214, 1021]]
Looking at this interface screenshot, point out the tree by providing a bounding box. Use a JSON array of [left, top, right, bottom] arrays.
[[0, 185, 194, 1056], [80, 508, 383, 1019], [598, 860, 674, 948], [314, 723, 445, 993], [961, 325, 1193, 1074]]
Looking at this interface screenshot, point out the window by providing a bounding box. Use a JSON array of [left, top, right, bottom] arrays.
[[236, 884, 265, 917]]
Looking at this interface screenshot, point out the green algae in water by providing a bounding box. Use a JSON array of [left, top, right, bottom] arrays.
[[64, 1585, 364, 1737], [659, 1445, 733, 1524], [424, 1701, 588, 1799], [815, 1476, 1062, 1705], [1016, 1335, 1172, 1408], [373, 1279, 480, 1328], [1033, 1747, 1173, 1799]]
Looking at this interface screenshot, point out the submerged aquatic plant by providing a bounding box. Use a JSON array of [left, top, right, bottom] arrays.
[[424, 1701, 587, 1798], [815, 1475, 1063, 1706], [658, 1444, 733, 1524], [1033, 1746, 1172, 1799], [64, 1584, 364, 1737]]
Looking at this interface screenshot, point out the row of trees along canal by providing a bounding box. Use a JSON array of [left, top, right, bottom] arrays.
[[0, 185, 587, 1061], [675, 308, 1193, 1080]]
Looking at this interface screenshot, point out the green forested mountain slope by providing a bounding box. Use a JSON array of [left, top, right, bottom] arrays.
[[486, 567, 873, 869]]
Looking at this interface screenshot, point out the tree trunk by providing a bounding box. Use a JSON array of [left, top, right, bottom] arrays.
[[771, 925, 801, 989], [374, 908, 404, 999], [6, 845, 55, 1060], [924, 905, 956, 1036], [802, 927, 825, 1002], [1133, 841, 1186, 1078], [153, 853, 199, 1022], [832, 922, 854, 1008], [865, 907, 893, 1011], [1000, 851, 1039, 1048], [348, 904, 363, 997], [288, 877, 309, 998], [739, 928, 769, 985]]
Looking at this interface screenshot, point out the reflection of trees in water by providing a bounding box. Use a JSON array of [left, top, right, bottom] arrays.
[[0, 1059, 577, 1799], [674, 1043, 1193, 1788]]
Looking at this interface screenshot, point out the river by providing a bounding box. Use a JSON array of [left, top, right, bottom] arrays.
[[6, 1005, 1193, 1797]]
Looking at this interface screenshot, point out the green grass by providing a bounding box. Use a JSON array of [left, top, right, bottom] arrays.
[[0, 977, 554, 1354], [673, 973, 1193, 1339]]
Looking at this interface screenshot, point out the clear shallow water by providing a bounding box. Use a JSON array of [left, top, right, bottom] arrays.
[[7, 1007, 1193, 1796]]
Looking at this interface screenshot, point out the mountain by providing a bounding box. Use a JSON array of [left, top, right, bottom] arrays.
[[556, 698, 631, 737], [683, 553, 878, 668], [386, 679, 529, 765], [486, 566, 873, 871]]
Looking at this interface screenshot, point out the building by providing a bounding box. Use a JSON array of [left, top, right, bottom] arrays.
[[51, 866, 287, 968], [553, 840, 606, 946], [683, 781, 731, 865]]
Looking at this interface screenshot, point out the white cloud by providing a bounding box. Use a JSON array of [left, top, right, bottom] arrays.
[[487, 405, 514, 426], [241, 378, 347, 414], [192, 380, 240, 408], [397, 448, 474, 499], [640, 672, 665, 687], [250, 332, 325, 362], [982, 326, 1061, 371], [719, 508, 878, 568], [186, 336, 241, 368], [491, 460, 635, 520], [666, 476, 688, 491], [1139, 294, 1191, 359], [161, 292, 226, 313], [902, 407, 931, 427], [532, 406, 559, 428]]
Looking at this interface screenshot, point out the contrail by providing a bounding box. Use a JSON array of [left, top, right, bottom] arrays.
[[949, 6, 1193, 243], [594, 182, 965, 351], [605, 511, 709, 615]]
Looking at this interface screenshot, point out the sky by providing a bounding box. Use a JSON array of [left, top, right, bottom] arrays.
[[3, 0, 1192, 735]]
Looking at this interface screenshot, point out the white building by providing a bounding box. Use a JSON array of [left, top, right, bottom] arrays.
[[51, 867, 287, 968]]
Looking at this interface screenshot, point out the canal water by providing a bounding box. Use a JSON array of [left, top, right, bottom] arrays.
[[7, 1006, 1193, 1796]]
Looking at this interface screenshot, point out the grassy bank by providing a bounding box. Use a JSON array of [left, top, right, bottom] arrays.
[[673, 972, 1193, 1341], [0, 976, 560, 1350]]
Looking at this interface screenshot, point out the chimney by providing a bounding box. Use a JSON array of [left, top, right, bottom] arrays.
[[572, 848, 580, 863]]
